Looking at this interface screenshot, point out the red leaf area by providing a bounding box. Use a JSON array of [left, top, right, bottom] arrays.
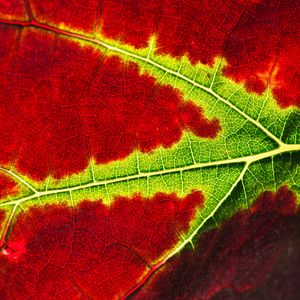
[[0, 26, 220, 180], [0, 0, 26, 20], [0, 210, 5, 229], [0, 190, 204, 299], [27, 0, 300, 107], [0, 174, 18, 200], [130, 186, 299, 300]]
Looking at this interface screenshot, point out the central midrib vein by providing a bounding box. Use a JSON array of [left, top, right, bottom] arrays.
[[0, 143, 299, 208]]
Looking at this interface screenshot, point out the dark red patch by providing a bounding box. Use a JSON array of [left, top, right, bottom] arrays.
[[238, 233, 300, 300], [0, 190, 204, 299], [26, 0, 299, 107], [0, 173, 18, 200], [129, 186, 299, 300], [0, 27, 220, 180], [211, 234, 300, 300]]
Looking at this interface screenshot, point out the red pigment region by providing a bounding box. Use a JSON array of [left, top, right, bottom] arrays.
[[0, 174, 18, 200], [30, 0, 99, 33], [26, 0, 299, 107], [0, 209, 5, 229], [0, 190, 204, 299], [130, 186, 299, 300], [0, 0, 27, 20], [0, 27, 220, 180]]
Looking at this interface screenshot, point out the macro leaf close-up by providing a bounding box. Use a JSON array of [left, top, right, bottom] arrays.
[[0, 0, 299, 299]]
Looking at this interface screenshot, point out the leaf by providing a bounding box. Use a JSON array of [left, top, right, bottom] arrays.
[[0, 0, 299, 299]]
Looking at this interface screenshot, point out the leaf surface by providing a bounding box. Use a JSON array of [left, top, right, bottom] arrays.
[[0, 0, 299, 299]]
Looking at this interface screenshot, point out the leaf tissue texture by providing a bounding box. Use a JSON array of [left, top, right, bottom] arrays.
[[0, 28, 220, 180], [0, 0, 299, 300]]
